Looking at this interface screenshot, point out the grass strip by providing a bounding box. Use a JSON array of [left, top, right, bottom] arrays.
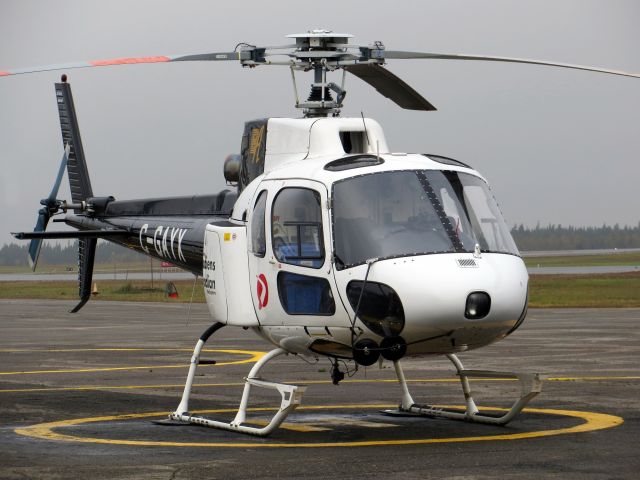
[[1, 273, 639, 308], [523, 251, 640, 267], [0, 279, 206, 303], [528, 272, 640, 308]]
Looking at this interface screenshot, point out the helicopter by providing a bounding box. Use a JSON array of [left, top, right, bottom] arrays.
[[7, 30, 639, 437]]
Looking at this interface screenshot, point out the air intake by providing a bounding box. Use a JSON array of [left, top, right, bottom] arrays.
[[456, 258, 478, 268]]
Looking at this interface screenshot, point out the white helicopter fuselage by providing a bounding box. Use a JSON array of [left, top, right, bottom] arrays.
[[202, 117, 528, 362], [13, 30, 634, 434]]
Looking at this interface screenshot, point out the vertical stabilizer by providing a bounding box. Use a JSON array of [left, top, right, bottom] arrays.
[[55, 79, 96, 312], [69, 238, 96, 313], [55, 81, 93, 203]]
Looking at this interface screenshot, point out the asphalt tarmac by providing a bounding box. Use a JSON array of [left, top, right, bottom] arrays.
[[1, 300, 638, 479]]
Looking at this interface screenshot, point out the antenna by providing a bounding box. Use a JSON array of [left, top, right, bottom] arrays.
[[360, 111, 371, 148]]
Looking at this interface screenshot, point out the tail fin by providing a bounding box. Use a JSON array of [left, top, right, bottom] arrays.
[[55, 80, 93, 203], [56, 79, 95, 313], [69, 238, 97, 313]]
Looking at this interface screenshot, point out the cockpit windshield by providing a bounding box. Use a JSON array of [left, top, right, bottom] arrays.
[[332, 170, 519, 269]]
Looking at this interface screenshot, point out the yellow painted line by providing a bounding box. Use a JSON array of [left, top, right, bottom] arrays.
[[0, 348, 231, 353], [1, 348, 636, 384], [547, 376, 640, 381], [14, 404, 623, 448], [1, 375, 637, 393], [0, 382, 245, 393], [0, 349, 265, 376], [1, 365, 204, 376]]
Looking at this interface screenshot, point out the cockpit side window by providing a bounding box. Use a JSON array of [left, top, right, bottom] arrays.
[[425, 170, 479, 250], [250, 190, 267, 257], [426, 171, 519, 255], [272, 188, 324, 268]]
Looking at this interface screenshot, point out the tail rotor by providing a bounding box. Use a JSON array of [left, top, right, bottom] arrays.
[[27, 144, 70, 270]]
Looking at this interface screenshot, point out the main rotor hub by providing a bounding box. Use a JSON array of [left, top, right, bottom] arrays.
[[285, 30, 373, 117], [286, 30, 353, 52]]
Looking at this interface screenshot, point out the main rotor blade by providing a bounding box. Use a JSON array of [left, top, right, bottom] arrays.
[[384, 51, 640, 78], [0, 52, 242, 77], [345, 64, 437, 111], [166, 52, 243, 62]]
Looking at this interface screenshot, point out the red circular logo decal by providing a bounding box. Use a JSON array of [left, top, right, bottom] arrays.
[[256, 274, 269, 310]]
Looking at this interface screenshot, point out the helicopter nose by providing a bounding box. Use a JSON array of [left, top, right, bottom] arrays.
[[335, 254, 528, 356]]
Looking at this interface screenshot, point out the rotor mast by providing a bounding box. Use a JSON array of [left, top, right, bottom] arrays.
[[286, 30, 359, 117]]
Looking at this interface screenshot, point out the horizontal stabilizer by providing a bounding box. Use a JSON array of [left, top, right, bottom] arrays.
[[13, 230, 127, 240]]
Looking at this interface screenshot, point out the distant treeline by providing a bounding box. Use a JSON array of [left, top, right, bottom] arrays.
[[0, 241, 145, 266], [2, 223, 640, 265], [510, 223, 640, 251]]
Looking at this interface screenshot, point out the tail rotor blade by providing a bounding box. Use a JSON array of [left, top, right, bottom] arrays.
[[47, 144, 70, 203], [28, 145, 70, 271], [27, 238, 43, 271], [27, 212, 48, 270]]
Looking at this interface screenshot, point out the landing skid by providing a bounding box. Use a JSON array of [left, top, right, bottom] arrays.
[[165, 324, 540, 436], [383, 354, 543, 426], [165, 324, 306, 437]]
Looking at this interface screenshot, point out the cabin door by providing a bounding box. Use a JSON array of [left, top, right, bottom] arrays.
[[247, 179, 341, 327]]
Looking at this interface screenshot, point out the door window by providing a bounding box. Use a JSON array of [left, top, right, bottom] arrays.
[[277, 272, 335, 315], [251, 190, 267, 257], [272, 188, 324, 268]]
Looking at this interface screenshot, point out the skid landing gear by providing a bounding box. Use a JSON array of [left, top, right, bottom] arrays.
[[165, 323, 306, 437], [383, 354, 543, 425]]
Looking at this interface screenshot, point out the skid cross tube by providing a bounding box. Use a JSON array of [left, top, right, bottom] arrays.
[[385, 354, 543, 426], [169, 336, 306, 436]]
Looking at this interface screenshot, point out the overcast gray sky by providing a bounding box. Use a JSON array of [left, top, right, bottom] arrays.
[[1, 0, 639, 246]]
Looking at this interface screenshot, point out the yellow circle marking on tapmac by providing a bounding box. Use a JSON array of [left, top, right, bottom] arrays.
[[15, 404, 623, 449]]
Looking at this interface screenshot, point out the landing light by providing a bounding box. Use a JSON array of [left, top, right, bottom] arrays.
[[465, 292, 491, 319]]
